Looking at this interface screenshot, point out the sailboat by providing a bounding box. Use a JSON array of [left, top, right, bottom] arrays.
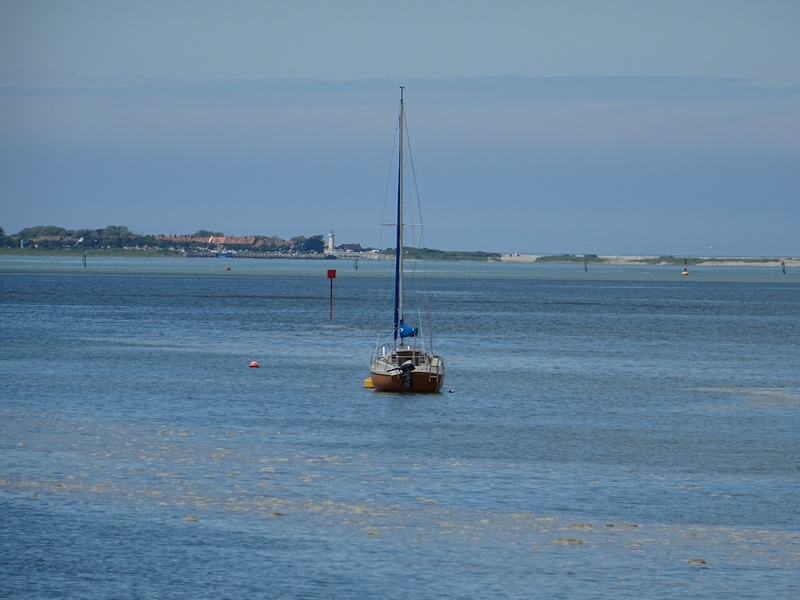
[[368, 88, 445, 393]]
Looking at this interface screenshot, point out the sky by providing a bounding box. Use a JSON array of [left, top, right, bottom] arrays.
[[1, 0, 799, 256]]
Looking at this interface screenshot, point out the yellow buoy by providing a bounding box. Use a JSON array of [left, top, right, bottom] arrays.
[[364, 377, 374, 389]]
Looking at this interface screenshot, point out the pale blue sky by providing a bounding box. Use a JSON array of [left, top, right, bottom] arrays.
[[2, 0, 799, 255]]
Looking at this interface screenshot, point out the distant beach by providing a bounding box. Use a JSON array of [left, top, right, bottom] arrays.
[[499, 254, 798, 267]]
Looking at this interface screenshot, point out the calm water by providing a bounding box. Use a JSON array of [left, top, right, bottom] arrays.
[[2, 256, 799, 599]]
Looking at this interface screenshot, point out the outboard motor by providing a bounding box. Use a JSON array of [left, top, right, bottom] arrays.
[[398, 360, 415, 388]]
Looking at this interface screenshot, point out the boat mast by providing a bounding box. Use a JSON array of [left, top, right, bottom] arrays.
[[393, 86, 405, 341]]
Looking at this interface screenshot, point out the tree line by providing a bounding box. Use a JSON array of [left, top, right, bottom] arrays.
[[1, 225, 509, 261], [0, 225, 326, 254]]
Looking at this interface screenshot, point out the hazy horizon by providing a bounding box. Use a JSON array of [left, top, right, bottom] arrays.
[[2, 2, 798, 257]]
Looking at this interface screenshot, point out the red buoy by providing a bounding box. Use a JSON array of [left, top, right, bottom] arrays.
[[249, 361, 260, 368]]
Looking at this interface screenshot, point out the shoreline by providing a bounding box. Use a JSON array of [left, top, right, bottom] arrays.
[[1, 249, 796, 267], [499, 254, 799, 267]]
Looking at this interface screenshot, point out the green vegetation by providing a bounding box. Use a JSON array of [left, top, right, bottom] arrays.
[[291, 234, 326, 253], [630, 256, 698, 265], [637, 256, 784, 265], [1, 225, 787, 264], [383, 247, 503, 261], [532, 254, 786, 265], [0, 224, 302, 254], [535, 254, 602, 263], [1, 224, 504, 261], [8, 225, 153, 250], [532, 254, 690, 265]]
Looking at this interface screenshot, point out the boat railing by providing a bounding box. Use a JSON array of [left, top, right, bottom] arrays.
[[373, 346, 444, 372]]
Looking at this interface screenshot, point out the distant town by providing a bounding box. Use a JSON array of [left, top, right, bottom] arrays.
[[0, 225, 794, 267], [0, 225, 369, 258], [0, 224, 501, 261]]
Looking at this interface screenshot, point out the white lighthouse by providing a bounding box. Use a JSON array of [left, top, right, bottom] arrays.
[[327, 230, 335, 253]]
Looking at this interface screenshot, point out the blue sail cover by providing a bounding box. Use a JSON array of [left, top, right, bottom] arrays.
[[399, 323, 418, 338]]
